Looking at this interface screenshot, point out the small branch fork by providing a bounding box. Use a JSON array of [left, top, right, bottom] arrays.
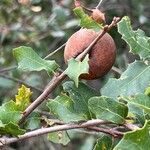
[[0, 119, 124, 147]]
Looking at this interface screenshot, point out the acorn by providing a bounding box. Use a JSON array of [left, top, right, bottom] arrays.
[[64, 28, 116, 80], [92, 8, 106, 23], [18, 0, 29, 5]]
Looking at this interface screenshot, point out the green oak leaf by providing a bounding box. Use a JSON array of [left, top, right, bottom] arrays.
[[48, 131, 70, 145], [0, 101, 21, 124], [47, 81, 99, 122], [80, 136, 95, 150], [128, 104, 145, 125], [101, 61, 150, 98], [123, 94, 150, 115], [73, 7, 102, 30], [64, 55, 89, 87], [0, 101, 25, 136], [63, 81, 99, 119], [118, 16, 150, 60], [94, 135, 113, 150], [47, 94, 89, 122], [114, 120, 150, 150], [13, 46, 59, 75], [88, 96, 128, 124], [25, 112, 40, 130], [0, 121, 25, 136]]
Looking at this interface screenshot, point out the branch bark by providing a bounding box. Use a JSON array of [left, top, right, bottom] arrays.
[[0, 119, 122, 147], [124, 123, 139, 130], [87, 126, 123, 138]]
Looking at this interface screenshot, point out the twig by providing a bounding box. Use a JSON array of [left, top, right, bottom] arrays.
[[74, 0, 92, 13], [111, 66, 122, 75], [0, 66, 43, 92], [76, 17, 121, 61], [19, 17, 121, 124], [96, 0, 104, 9], [37, 110, 53, 117], [87, 126, 123, 138], [44, 43, 66, 59], [0, 119, 121, 147], [0, 73, 43, 93], [124, 123, 139, 131], [81, 5, 93, 12], [0, 66, 17, 73]]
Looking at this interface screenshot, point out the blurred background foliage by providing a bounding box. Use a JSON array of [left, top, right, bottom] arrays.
[[0, 0, 150, 149]]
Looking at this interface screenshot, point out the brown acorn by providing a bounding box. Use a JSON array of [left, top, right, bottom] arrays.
[[92, 8, 105, 23], [64, 28, 116, 80], [18, 0, 29, 5]]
